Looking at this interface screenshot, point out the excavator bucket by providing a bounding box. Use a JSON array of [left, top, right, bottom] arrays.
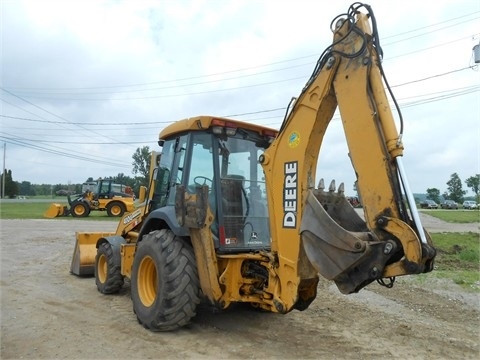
[[44, 203, 69, 218], [70, 232, 114, 276]]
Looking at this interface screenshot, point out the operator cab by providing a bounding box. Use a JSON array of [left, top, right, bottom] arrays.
[[95, 180, 111, 199], [154, 117, 276, 253]]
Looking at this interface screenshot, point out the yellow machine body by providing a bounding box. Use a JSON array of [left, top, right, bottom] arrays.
[[71, 3, 436, 331]]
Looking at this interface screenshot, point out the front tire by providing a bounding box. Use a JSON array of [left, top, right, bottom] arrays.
[[71, 201, 90, 217], [131, 229, 200, 331], [95, 242, 124, 294], [106, 202, 126, 217]]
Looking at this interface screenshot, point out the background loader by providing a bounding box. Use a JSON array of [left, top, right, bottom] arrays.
[[44, 178, 135, 218], [70, 3, 436, 332]]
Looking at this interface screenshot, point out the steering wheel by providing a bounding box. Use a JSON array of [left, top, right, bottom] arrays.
[[194, 176, 213, 187]]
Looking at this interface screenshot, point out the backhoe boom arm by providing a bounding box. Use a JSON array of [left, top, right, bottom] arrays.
[[261, 4, 435, 307]]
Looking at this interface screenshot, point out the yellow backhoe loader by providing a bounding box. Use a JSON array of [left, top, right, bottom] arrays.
[[70, 3, 436, 331], [44, 178, 135, 218]]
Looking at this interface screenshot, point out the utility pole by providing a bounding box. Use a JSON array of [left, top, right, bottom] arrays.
[[2, 142, 6, 199]]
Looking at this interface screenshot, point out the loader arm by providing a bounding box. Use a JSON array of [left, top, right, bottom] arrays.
[[260, 4, 435, 308]]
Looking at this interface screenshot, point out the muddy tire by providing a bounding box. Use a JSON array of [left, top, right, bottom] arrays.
[[106, 201, 126, 217], [95, 242, 124, 294], [71, 201, 90, 217], [131, 229, 200, 331]]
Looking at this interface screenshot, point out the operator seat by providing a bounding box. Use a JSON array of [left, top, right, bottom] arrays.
[[220, 174, 246, 245]]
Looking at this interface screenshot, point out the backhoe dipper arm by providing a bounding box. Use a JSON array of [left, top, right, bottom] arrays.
[[260, 3, 435, 307]]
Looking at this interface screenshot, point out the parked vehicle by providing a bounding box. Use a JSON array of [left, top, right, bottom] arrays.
[[420, 200, 438, 209], [45, 178, 135, 218], [441, 200, 458, 209], [462, 201, 478, 210]]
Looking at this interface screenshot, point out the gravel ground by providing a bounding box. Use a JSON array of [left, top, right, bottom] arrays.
[[0, 216, 478, 359]]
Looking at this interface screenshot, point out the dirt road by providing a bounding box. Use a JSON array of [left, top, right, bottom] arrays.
[[0, 217, 478, 359]]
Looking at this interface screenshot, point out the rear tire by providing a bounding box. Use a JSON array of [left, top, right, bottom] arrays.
[[95, 242, 124, 294], [131, 229, 200, 331], [106, 202, 126, 217], [71, 201, 90, 217]]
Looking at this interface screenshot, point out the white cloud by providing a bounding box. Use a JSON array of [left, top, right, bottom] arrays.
[[1, 0, 479, 195]]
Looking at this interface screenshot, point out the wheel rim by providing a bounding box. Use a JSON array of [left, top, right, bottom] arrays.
[[137, 256, 157, 307], [97, 254, 107, 283], [74, 205, 85, 216], [110, 205, 121, 216]]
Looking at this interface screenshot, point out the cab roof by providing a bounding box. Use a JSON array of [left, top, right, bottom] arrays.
[[159, 115, 278, 141]]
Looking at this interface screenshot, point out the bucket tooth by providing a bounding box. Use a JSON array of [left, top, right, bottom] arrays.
[[338, 182, 345, 195], [318, 178, 325, 190], [329, 180, 336, 192]]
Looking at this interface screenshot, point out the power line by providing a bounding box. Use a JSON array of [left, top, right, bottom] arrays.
[[0, 135, 131, 168], [0, 113, 170, 125], [3, 63, 311, 96], [2, 84, 478, 146], [3, 11, 478, 96], [386, 35, 478, 60], [0, 123, 137, 166], [390, 66, 473, 87], [3, 76, 306, 101], [1, 135, 155, 145], [2, 14, 478, 148], [5, 32, 475, 102], [382, 11, 479, 39], [3, 8, 476, 181], [399, 85, 480, 107], [0, 88, 132, 143], [4, 55, 314, 92], [383, 16, 479, 45], [0, 106, 287, 125], [1, 63, 475, 128]]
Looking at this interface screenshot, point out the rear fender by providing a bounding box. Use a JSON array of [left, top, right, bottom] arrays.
[[97, 236, 126, 270], [137, 206, 189, 242]]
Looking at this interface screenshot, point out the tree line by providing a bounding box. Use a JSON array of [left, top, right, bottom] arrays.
[[426, 173, 479, 204], [1, 146, 151, 198]]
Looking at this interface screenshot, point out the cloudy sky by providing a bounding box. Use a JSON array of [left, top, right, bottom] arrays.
[[1, 0, 479, 195]]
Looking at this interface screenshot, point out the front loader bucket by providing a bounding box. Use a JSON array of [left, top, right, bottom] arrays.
[[44, 203, 68, 218], [70, 232, 114, 276]]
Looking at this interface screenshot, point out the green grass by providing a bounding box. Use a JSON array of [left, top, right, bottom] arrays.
[[420, 209, 480, 223], [428, 232, 479, 290], [0, 201, 117, 221]]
